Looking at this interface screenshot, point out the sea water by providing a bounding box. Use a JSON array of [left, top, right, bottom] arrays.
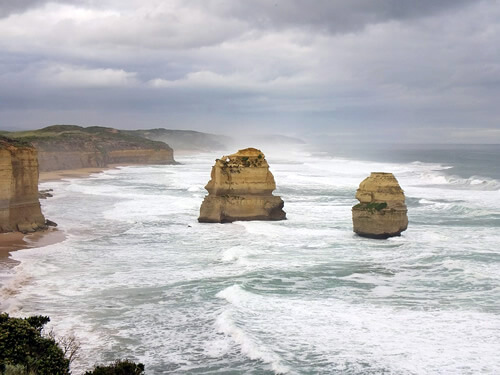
[[1, 146, 499, 374]]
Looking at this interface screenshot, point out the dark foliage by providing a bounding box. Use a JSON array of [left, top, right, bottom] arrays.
[[0, 313, 69, 375], [84, 360, 145, 375], [0, 136, 33, 148], [353, 202, 388, 212]]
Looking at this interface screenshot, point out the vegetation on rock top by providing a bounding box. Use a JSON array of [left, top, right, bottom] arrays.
[[353, 202, 388, 212], [1, 125, 172, 152], [0, 135, 34, 149]]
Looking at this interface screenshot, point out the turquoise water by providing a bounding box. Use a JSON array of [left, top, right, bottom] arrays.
[[1, 149, 499, 374]]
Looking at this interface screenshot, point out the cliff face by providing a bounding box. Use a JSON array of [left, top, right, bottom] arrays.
[[2, 125, 176, 172], [199, 148, 286, 223], [37, 149, 174, 172], [0, 137, 46, 233], [352, 172, 408, 239]]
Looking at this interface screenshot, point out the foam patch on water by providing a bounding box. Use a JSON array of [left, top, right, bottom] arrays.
[[216, 285, 500, 374], [216, 287, 291, 374]]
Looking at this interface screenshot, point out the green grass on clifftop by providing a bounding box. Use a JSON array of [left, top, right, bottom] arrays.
[[0, 135, 34, 149], [1, 125, 173, 152]]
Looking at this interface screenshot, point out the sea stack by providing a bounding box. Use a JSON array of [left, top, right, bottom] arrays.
[[198, 148, 286, 223], [0, 136, 46, 233], [352, 172, 408, 239]]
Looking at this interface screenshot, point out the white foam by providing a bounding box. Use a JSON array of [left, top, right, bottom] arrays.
[[215, 309, 291, 374]]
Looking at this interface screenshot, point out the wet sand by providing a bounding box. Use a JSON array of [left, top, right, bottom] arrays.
[[39, 167, 114, 182], [0, 229, 66, 261]]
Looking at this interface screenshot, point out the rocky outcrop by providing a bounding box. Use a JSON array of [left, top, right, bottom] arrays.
[[0, 136, 46, 233], [352, 172, 408, 239], [2, 125, 176, 172], [198, 148, 286, 223]]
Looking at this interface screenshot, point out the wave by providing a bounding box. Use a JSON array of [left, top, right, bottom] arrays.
[[216, 285, 290, 374]]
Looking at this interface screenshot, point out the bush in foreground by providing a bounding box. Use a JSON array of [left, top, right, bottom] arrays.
[[0, 313, 69, 375], [1, 313, 144, 375], [84, 360, 145, 375]]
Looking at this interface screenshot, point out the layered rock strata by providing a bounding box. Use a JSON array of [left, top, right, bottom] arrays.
[[0, 136, 46, 233], [198, 148, 286, 223], [352, 172, 408, 239], [2, 125, 176, 172]]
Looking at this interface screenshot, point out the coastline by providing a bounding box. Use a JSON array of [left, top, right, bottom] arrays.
[[1, 158, 188, 266], [2, 160, 179, 258], [0, 228, 66, 261], [0, 166, 99, 259], [39, 166, 116, 182]]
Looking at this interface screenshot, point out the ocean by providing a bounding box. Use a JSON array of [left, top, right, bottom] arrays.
[[1, 145, 499, 374]]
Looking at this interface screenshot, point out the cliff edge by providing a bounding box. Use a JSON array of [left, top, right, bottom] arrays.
[[352, 172, 408, 239], [1, 125, 176, 172], [198, 148, 286, 223], [0, 136, 46, 233]]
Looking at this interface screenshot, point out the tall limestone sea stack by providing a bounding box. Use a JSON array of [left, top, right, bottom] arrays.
[[198, 148, 286, 223], [352, 172, 408, 239], [0, 136, 46, 233]]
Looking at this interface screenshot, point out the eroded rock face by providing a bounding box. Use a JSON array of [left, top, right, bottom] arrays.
[[0, 137, 46, 233], [198, 148, 286, 223], [352, 172, 408, 239]]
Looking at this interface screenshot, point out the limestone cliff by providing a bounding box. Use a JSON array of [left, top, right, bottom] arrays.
[[0, 136, 46, 233], [352, 172, 408, 239], [198, 148, 286, 223], [1, 125, 176, 172]]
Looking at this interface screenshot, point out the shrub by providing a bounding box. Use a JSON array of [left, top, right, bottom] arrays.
[[353, 202, 388, 212], [84, 360, 145, 375], [3, 364, 35, 375], [0, 313, 69, 375]]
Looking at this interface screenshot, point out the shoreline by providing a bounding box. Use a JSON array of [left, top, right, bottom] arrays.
[[0, 228, 66, 261], [2, 158, 193, 261], [39, 166, 117, 182]]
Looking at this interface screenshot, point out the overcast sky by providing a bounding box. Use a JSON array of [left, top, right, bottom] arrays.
[[0, 0, 499, 143]]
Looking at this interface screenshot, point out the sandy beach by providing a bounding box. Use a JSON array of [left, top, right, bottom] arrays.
[[39, 166, 113, 182], [1, 160, 184, 263], [0, 229, 66, 260], [0, 166, 97, 259]]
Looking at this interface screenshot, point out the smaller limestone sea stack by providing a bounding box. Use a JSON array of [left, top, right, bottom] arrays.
[[198, 148, 286, 223], [352, 172, 408, 239]]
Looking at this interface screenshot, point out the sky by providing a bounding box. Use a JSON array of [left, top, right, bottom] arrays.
[[0, 0, 499, 143]]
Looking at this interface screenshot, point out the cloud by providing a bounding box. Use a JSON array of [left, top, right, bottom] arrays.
[[0, 0, 45, 18], [38, 64, 138, 88], [200, 0, 478, 33], [0, 0, 499, 142]]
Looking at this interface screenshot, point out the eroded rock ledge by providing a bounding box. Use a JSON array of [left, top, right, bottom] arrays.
[[0, 136, 47, 233], [198, 148, 286, 223], [352, 172, 408, 239]]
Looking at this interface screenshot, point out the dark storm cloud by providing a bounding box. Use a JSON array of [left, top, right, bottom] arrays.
[[0, 0, 44, 17], [204, 0, 478, 33]]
